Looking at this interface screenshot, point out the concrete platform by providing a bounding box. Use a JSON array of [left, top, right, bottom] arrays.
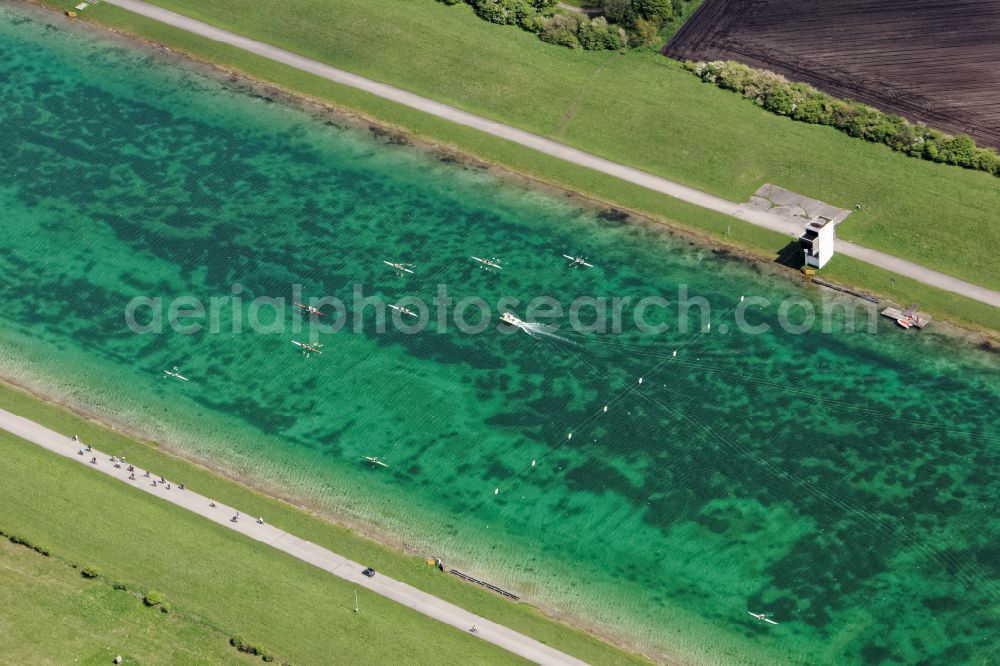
[[740, 183, 852, 227]]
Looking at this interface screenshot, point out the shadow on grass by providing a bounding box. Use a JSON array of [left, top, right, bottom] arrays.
[[774, 240, 804, 269]]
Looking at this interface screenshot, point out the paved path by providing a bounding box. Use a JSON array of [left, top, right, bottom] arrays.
[[98, 0, 1000, 308], [0, 407, 588, 666]]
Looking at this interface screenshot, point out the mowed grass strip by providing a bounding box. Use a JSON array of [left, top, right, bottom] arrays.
[[0, 538, 252, 665], [79, 0, 1000, 291], [0, 381, 652, 666]]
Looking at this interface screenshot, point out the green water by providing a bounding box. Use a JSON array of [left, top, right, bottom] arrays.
[[2, 5, 998, 664]]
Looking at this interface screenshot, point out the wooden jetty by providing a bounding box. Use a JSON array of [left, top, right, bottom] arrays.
[[881, 306, 931, 329], [450, 569, 520, 600]]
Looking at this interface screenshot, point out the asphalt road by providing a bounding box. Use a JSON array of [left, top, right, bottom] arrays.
[[94, 0, 1000, 308], [0, 407, 589, 666]]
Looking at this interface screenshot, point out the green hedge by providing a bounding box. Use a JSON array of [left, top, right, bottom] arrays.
[[1, 529, 51, 557], [230, 636, 277, 662], [439, 0, 645, 50], [685, 60, 1000, 176]]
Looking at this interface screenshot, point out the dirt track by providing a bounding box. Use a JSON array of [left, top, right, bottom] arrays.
[[662, 0, 1000, 148]]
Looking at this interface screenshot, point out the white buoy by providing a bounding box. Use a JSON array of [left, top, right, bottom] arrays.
[[707, 323, 711, 331], [740, 295, 745, 302], [494, 488, 499, 495], [638, 377, 643, 384], [603, 405, 608, 413], [672, 350, 677, 357], [531, 460, 536, 467], [568, 432, 573, 440]]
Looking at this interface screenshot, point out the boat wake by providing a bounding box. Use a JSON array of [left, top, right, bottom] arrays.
[[519, 321, 574, 344]]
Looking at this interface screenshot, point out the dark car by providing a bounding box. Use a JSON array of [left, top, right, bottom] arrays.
[[362, 567, 376, 578]]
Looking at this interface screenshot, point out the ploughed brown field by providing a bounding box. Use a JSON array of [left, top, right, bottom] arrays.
[[662, 0, 1000, 148]]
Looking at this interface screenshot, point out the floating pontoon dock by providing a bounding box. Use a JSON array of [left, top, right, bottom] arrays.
[[881, 307, 931, 329]]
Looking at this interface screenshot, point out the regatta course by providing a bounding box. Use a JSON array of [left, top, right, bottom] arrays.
[[2, 4, 999, 664]]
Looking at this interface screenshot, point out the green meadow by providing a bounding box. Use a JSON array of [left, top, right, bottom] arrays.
[[0, 537, 251, 665]]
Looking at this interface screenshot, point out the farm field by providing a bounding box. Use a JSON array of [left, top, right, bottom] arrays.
[[663, 0, 1000, 149]]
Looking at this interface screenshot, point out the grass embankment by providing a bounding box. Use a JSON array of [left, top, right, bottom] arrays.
[[0, 538, 252, 665], [0, 380, 650, 666], [43, 0, 1000, 334]]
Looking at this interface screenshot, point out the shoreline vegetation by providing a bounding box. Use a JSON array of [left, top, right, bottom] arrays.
[[439, 0, 705, 51], [0, 377, 655, 665], [684, 60, 1000, 179], [35, 0, 1000, 337]]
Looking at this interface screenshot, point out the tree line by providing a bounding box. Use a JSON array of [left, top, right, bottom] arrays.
[[439, 0, 698, 50]]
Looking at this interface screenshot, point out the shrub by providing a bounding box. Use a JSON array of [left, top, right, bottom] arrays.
[[444, 0, 641, 50], [762, 85, 796, 115], [469, 0, 535, 26], [941, 134, 977, 167], [923, 139, 940, 161], [790, 95, 828, 124], [630, 16, 660, 46], [602, 0, 636, 25], [578, 17, 623, 50], [230, 636, 272, 659], [112, 580, 128, 591], [634, 0, 672, 22], [469, 0, 507, 24], [160, 602, 172, 613], [80, 565, 101, 579], [538, 13, 581, 47], [518, 9, 544, 32], [6, 533, 50, 557], [143, 590, 163, 606]]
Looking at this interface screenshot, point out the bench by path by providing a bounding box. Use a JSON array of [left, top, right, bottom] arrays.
[[0, 407, 588, 666]]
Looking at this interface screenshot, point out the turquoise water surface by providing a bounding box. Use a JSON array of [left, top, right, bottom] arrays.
[[1, 5, 999, 664]]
